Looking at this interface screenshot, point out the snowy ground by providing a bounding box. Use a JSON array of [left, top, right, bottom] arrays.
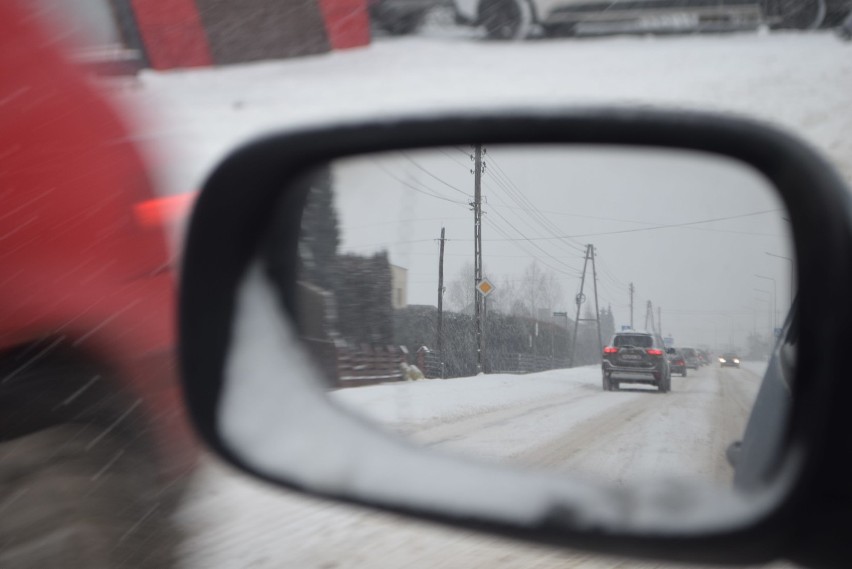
[[117, 28, 852, 205], [121, 26, 843, 569], [332, 364, 761, 484], [177, 362, 779, 569]]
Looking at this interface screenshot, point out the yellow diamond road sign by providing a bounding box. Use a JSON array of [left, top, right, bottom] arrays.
[[476, 279, 495, 297]]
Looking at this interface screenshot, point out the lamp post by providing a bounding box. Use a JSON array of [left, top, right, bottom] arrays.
[[765, 251, 794, 307], [755, 274, 777, 332], [754, 288, 772, 340]]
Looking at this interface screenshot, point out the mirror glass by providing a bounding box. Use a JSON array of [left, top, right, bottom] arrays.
[[275, 144, 795, 491]]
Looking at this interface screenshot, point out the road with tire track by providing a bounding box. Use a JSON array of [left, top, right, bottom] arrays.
[[178, 364, 772, 569]]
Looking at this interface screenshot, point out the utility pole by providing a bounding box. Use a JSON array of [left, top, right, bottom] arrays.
[[766, 251, 794, 308], [644, 300, 654, 332], [437, 227, 445, 378], [629, 282, 635, 329], [472, 144, 484, 374], [591, 245, 603, 355], [657, 306, 662, 337], [755, 274, 777, 332], [570, 244, 603, 367]]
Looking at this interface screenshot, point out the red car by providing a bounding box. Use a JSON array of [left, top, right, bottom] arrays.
[[0, 3, 196, 567], [666, 348, 688, 377]]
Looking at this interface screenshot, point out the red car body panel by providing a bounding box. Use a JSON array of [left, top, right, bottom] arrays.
[[0, 1, 195, 477]]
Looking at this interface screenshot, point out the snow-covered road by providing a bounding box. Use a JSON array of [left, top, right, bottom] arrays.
[[178, 364, 774, 568], [335, 364, 761, 486]]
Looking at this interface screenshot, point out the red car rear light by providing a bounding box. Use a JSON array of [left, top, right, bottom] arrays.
[[134, 192, 198, 228], [603, 346, 618, 354], [646, 349, 664, 356], [675, 359, 684, 365]]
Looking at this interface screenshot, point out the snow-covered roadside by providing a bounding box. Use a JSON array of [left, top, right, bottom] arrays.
[[117, 32, 852, 201], [331, 365, 602, 426], [177, 363, 774, 569], [740, 360, 769, 378], [177, 456, 640, 569], [331, 366, 657, 463]]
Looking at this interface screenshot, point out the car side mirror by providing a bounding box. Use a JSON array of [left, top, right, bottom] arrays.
[[178, 109, 852, 568]]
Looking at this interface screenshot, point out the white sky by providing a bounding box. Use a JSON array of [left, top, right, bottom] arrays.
[[329, 145, 792, 350]]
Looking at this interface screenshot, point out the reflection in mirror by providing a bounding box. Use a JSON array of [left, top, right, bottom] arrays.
[[276, 145, 795, 492]]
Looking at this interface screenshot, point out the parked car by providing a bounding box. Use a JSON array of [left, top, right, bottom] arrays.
[[453, 0, 852, 40], [680, 346, 701, 370], [369, 0, 440, 34], [601, 330, 671, 392], [720, 353, 742, 368], [667, 347, 688, 377], [0, 3, 197, 566]]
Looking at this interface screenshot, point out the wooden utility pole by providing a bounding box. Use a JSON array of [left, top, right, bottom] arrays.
[[570, 244, 603, 367], [629, 282, 635, 329], [437, 227, 445, 377], [591, 245, 603, 355], [645, 300, 655, 332], [657, 306, 662, 337], [472, 144, 484, 374]]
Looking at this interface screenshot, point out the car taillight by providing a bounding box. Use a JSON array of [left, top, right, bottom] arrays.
[[134, 192, 198, 228], [646, 349, 663, 356], [676, 359, 684, 365], [603, 347, 618, 354]]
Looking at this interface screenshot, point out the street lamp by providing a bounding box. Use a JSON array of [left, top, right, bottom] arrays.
[[765, 251, 794, 306], [755, 274, 777, 331], [754, 289, 773, 339]]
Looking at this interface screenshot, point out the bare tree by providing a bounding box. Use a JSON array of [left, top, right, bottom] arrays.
[[447, 260, 564, 320], [446, 261, 475, 313], [515, 261, 564, 320]]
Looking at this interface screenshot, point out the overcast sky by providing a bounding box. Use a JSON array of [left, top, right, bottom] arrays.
[[321, 144, 793, 351]]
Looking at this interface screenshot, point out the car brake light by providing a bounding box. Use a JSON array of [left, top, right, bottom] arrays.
[[134, 192, 198, 228], [646, 349, 663, 356], [603, 347, 618, 354]]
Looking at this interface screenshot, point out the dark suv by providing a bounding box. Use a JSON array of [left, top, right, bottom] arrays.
[[602, 331, 672, 392], [680, 347, 701, 370], [667, 347, 688, 377]]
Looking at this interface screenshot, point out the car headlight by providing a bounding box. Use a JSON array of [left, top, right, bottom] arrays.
[[733, 358, 740, 364], [719, 357, 726, 363]]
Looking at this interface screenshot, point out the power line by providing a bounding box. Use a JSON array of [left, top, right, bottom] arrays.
[[373, 161, 469, 205], [342, 215, 469, 231], [596, 256, 629, 289], [400, 152, 472, 197], [484, 177, 589, 264], [484, 217, 581, 277], [494, 204, 785, 237], [485, 180, 587, 256], [479, 209, 781, 242], [487, 206, 584, 275], [343, 237, 437, 250], [437, 148, 472, 170], [485, 154, 588, 254], [486, 152, 588, 249]]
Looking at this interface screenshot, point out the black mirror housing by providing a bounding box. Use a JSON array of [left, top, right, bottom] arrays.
[[179, 109, 852, 568]]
